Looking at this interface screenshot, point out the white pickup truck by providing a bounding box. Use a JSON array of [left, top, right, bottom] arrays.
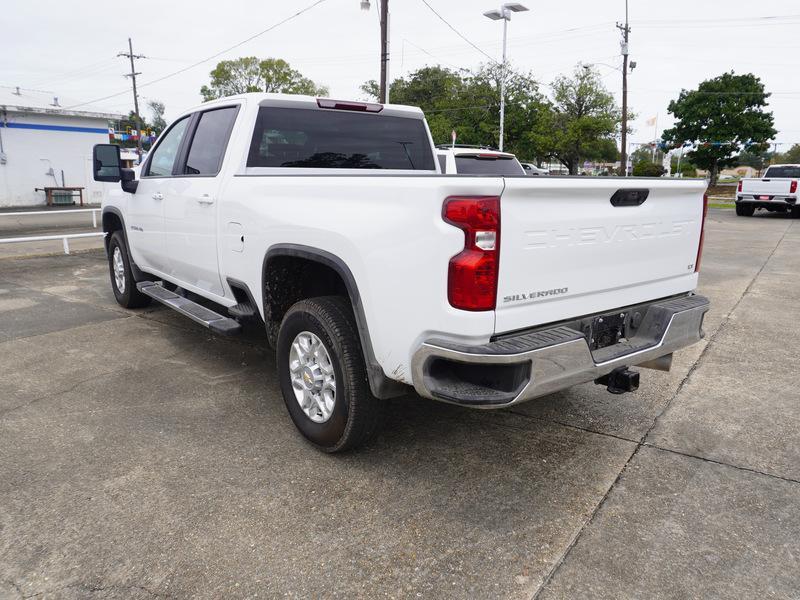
[[93, 93, 710, 452], [736, 164, 800, 217]]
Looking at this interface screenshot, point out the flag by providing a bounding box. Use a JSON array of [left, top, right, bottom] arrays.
[[645, 116, 657, 127], [451, 130, 457, 146]]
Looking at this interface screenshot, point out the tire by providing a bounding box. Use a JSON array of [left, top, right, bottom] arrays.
[[277, 296, 384, 452], [792, 206, 800, 219], [107, 231, 151, 309], [736, 203, 755, 217]]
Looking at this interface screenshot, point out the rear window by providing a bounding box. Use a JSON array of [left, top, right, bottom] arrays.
[[455, 155, 525, 176], [247, 107, 436, 170], [765, 166, 800, 178]]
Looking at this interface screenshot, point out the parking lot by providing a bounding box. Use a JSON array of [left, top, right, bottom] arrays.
[[1, 208, 798, 599]]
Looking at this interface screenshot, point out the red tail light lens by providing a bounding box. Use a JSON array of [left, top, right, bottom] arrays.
[[443, 196, 500, 311], [791, 180, 798, 194], [695, 193, 708, 273], [737, 180, 743, 192]]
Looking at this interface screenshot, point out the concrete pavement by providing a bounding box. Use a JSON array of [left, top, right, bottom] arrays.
[[0, 209, 798, 599]]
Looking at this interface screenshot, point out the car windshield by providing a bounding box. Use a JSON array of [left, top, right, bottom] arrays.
[[455, 155, 526, 175], [765, 166, 800, 178]]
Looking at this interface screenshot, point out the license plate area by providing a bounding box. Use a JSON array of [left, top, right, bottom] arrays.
[[588, 312, 627, 351]]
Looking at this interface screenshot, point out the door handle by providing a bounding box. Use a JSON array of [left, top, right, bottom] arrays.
[[197, 194, 215, 205], [151, 192, 163, 201]]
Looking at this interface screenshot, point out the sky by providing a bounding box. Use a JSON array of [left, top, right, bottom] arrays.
[[2, 0, 799, 151]]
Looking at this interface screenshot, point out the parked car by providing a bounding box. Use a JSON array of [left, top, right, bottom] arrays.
[[436, 145, 526, 175], [520, 162, 548, 176], [93, 93, 710, 452], [736, 164, 800, 217]]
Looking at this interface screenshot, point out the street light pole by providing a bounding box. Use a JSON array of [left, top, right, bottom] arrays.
[[483, 3, 528, 152], [500, 14, 507, 151]]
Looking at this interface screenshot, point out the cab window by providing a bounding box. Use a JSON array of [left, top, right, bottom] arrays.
[[184, 107, 239, 176], [145, 116, 190, 177]]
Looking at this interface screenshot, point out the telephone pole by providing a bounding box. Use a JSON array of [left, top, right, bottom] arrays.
[[379, 0, 389, 103], [118, 38, 146, 156], [360, 0, 390, 103], [617, 0, 630, 176]]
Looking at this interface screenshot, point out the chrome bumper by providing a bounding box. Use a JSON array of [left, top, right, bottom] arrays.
[[411, 294, 709, 408]]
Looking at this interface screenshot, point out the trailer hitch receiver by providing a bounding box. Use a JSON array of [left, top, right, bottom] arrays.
[[595, 366, 640, 395]]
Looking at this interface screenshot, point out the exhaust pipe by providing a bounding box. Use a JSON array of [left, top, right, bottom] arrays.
[[638, 353, 673, 372]]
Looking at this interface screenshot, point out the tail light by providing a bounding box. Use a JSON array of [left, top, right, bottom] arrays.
[[316, 98, 383, 112], [443, 196, 500, 311], [791, 180, 798, 194], [695, 193, 708, 273], [737, 180, 743, 193]]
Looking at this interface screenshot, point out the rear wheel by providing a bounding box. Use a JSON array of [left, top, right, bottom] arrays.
[[108, 231, 151, 309], [736, 203, 755, 217], [792, 205, 800, 218], [277, 296, 384, 452]]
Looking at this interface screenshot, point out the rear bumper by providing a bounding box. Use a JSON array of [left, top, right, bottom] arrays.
[[737, 195, 797, 205], [411, 294, 710, 408]]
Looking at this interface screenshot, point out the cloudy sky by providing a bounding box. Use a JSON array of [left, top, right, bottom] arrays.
[[3, 0, 799, 150]]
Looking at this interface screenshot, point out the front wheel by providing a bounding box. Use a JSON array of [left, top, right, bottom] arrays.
[[107, 231, 151, 309], [277, 296, 384, 452], [736, 203, 755, 217]]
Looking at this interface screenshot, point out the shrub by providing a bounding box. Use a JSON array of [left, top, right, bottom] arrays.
[[632, 161, 666, 177]]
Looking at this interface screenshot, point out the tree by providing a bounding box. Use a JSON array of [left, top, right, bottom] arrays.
[[532, 66, 621, 174], [632, 161, 666, 177], [774, 144, 800, 165], [735, 148, 774, 174], [670, 154, 697, 178], [147, 100, 166, 133], [200, 57, 328, 101], [364, 65, 549, 161], [661, 72, 776, 184]]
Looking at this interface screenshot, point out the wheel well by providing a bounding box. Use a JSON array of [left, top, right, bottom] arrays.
[[102, 212, 123, 252], [263, 255, 349, 347]]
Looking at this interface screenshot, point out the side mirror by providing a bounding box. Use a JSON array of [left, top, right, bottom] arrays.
[[121, 168, 138, 194], [93, 144, 121, 182]]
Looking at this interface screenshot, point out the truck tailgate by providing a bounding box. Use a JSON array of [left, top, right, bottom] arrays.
[[495, 177, 706, 334], [741, 178, 793, 196]]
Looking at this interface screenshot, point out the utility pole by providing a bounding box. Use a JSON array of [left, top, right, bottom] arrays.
[[118, 38, 146, 157], [361, 0, 390, 103], [379, 0, 389, 103], [616, 0, 630, 176]]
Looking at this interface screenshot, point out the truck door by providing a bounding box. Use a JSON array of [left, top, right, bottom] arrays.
[[130, 115, 191, 273], [163, 105, 239, 298]]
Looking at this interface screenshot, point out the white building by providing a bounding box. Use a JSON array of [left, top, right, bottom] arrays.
[[0, 86, 123, 207]]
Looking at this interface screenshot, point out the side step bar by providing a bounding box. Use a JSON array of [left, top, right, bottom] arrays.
[[137, 282, 242, 336]]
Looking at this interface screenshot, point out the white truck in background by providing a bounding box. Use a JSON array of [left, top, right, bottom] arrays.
[[93, 93, 710, 452], [736, 164, 800, 217], [435, 145, 526, 175]]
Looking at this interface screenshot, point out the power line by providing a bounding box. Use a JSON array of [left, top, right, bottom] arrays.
[[27, 57, 119, 89], [417, 0, 497, 63], [64, 0, 330, 110], [635, 13, 800, 26]]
